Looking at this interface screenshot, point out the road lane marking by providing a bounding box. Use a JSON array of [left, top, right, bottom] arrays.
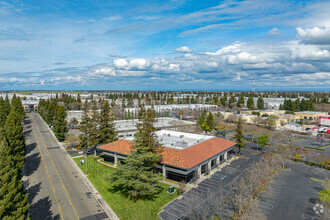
[[34, 115, 80, 220], [31, 116, 64, 220]]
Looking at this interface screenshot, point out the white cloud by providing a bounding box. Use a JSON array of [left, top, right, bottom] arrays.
[[296, 26, 330, 45], [89, 67, 116, 76], [129, 58, 148, 69], [206, 44, 241, 55], [102, 16, 122, 21], [175, 46, 192, 53], [267, 28, 281, 36], [113, 58, 128, 69], [290, 43, 330, 60]]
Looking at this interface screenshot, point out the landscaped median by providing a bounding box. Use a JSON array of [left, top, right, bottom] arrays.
[[73, 156, 180, 220]]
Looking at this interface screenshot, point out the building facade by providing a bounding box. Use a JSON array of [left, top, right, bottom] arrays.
[[98, 130, 236, 183]]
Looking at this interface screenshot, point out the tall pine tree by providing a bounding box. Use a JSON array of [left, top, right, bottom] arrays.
[[234, 116, 246, 155], [4, 111, 25, 170], [247, 96, 255, 110], [99, 100, 117, 145], [53, 106, 68, 141], [257, 97, 264, 110], [0, 136, 29, 219], [110, 107, 162, 200]]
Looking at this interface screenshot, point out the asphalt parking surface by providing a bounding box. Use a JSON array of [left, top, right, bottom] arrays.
[[257, 161, 329, 220]]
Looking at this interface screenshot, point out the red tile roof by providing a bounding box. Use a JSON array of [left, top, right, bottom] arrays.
[[98, 137, 236, 169]]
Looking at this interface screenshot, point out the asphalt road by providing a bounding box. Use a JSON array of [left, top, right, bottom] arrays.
[[23, 113, 109, 220]]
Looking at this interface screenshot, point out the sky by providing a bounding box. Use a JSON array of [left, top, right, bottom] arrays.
[[0, 0, 330, 91]]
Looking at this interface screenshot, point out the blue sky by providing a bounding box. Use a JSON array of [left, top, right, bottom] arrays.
[[0, 0, 330, 91]]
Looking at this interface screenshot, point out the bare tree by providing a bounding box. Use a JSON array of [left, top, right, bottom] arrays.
[[226, 114, 239, 123]]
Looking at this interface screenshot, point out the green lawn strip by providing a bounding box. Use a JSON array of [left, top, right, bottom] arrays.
[[73, 156, 180, 220], [304, 147, 326, 151], [311, 177, 326, 183]]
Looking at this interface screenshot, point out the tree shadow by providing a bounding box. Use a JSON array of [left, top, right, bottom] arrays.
[[26, 142, 37, 155], [27, 182, 42, 203], [29, 196, 60, 220], [25, 152, 41, 177]]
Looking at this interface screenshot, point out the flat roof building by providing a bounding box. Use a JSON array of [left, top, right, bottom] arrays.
[[294, 111, 328, 121], [98, 130, 236, 183]]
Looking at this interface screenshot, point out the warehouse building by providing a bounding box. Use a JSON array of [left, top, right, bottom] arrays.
[[98, 130, 236, 183], [294, 111, 328, 121]]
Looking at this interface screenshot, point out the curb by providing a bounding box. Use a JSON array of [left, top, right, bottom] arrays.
[[36, 113, 119, 220]]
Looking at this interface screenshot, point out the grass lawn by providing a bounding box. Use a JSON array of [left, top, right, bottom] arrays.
[[73, 156, 180, 220]]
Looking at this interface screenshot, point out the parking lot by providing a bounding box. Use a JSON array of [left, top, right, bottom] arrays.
[[256, 161, 329, 220], [159, 144, 262, 220]]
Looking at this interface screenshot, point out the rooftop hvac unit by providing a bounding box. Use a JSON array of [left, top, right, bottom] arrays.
[[167, 134, 171, 137], [180, 135, 185, 138], [175, 141, 188, 148], [163, 133, 167, 136], [197, 140, 200, 143], [170, 142, 175, 146]]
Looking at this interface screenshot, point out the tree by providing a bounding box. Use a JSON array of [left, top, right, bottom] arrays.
[[99, 100, 117, 145], [0, 97, 7, 126], [4, 111, 25, 170], [0, 136, 29, 219], [206, 112, 214, 132], [79, 100, 91, 154], [110, 107, 163, 200], [234, 117, 246, 155], [237, 96, 245, 108], [10, 94, 25, 121], [70, 117, 78, 126], [53, 106, 68, 141], [220, 95, 227, 107], [256, 135, 269, 151], [257, 97, 264, 110], [266, 116, 276, 128], [89, 100, 100, 156], [229, 96, 236, 108], [197, 110, 206, 127], [247, 97, 254, 110], [65, 134, 80, 148]]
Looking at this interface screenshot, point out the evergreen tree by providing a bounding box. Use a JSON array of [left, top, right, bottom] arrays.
[[46, 99, 58, 126], [10, 95, 25, 121], [237, 96, 244, 108], [0, 136, 29, 219], [4, 111, 25, 170], [53, 106, 68, 141], [246, 96, 254, 109], [220, 95, 227, 107], [0, 97, 7, 126], [234, 116, 245, 155], [79, 101, 90, 155], [4, 95, 11, 116], [206, 112, 214, 132], [110, 107, 162, 200], [257, 97, 264, 110], [89, 100, 100, 156], [229, 96, 236, 108], [197, 110, 206, 127], [99, 100, 117, 145]]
